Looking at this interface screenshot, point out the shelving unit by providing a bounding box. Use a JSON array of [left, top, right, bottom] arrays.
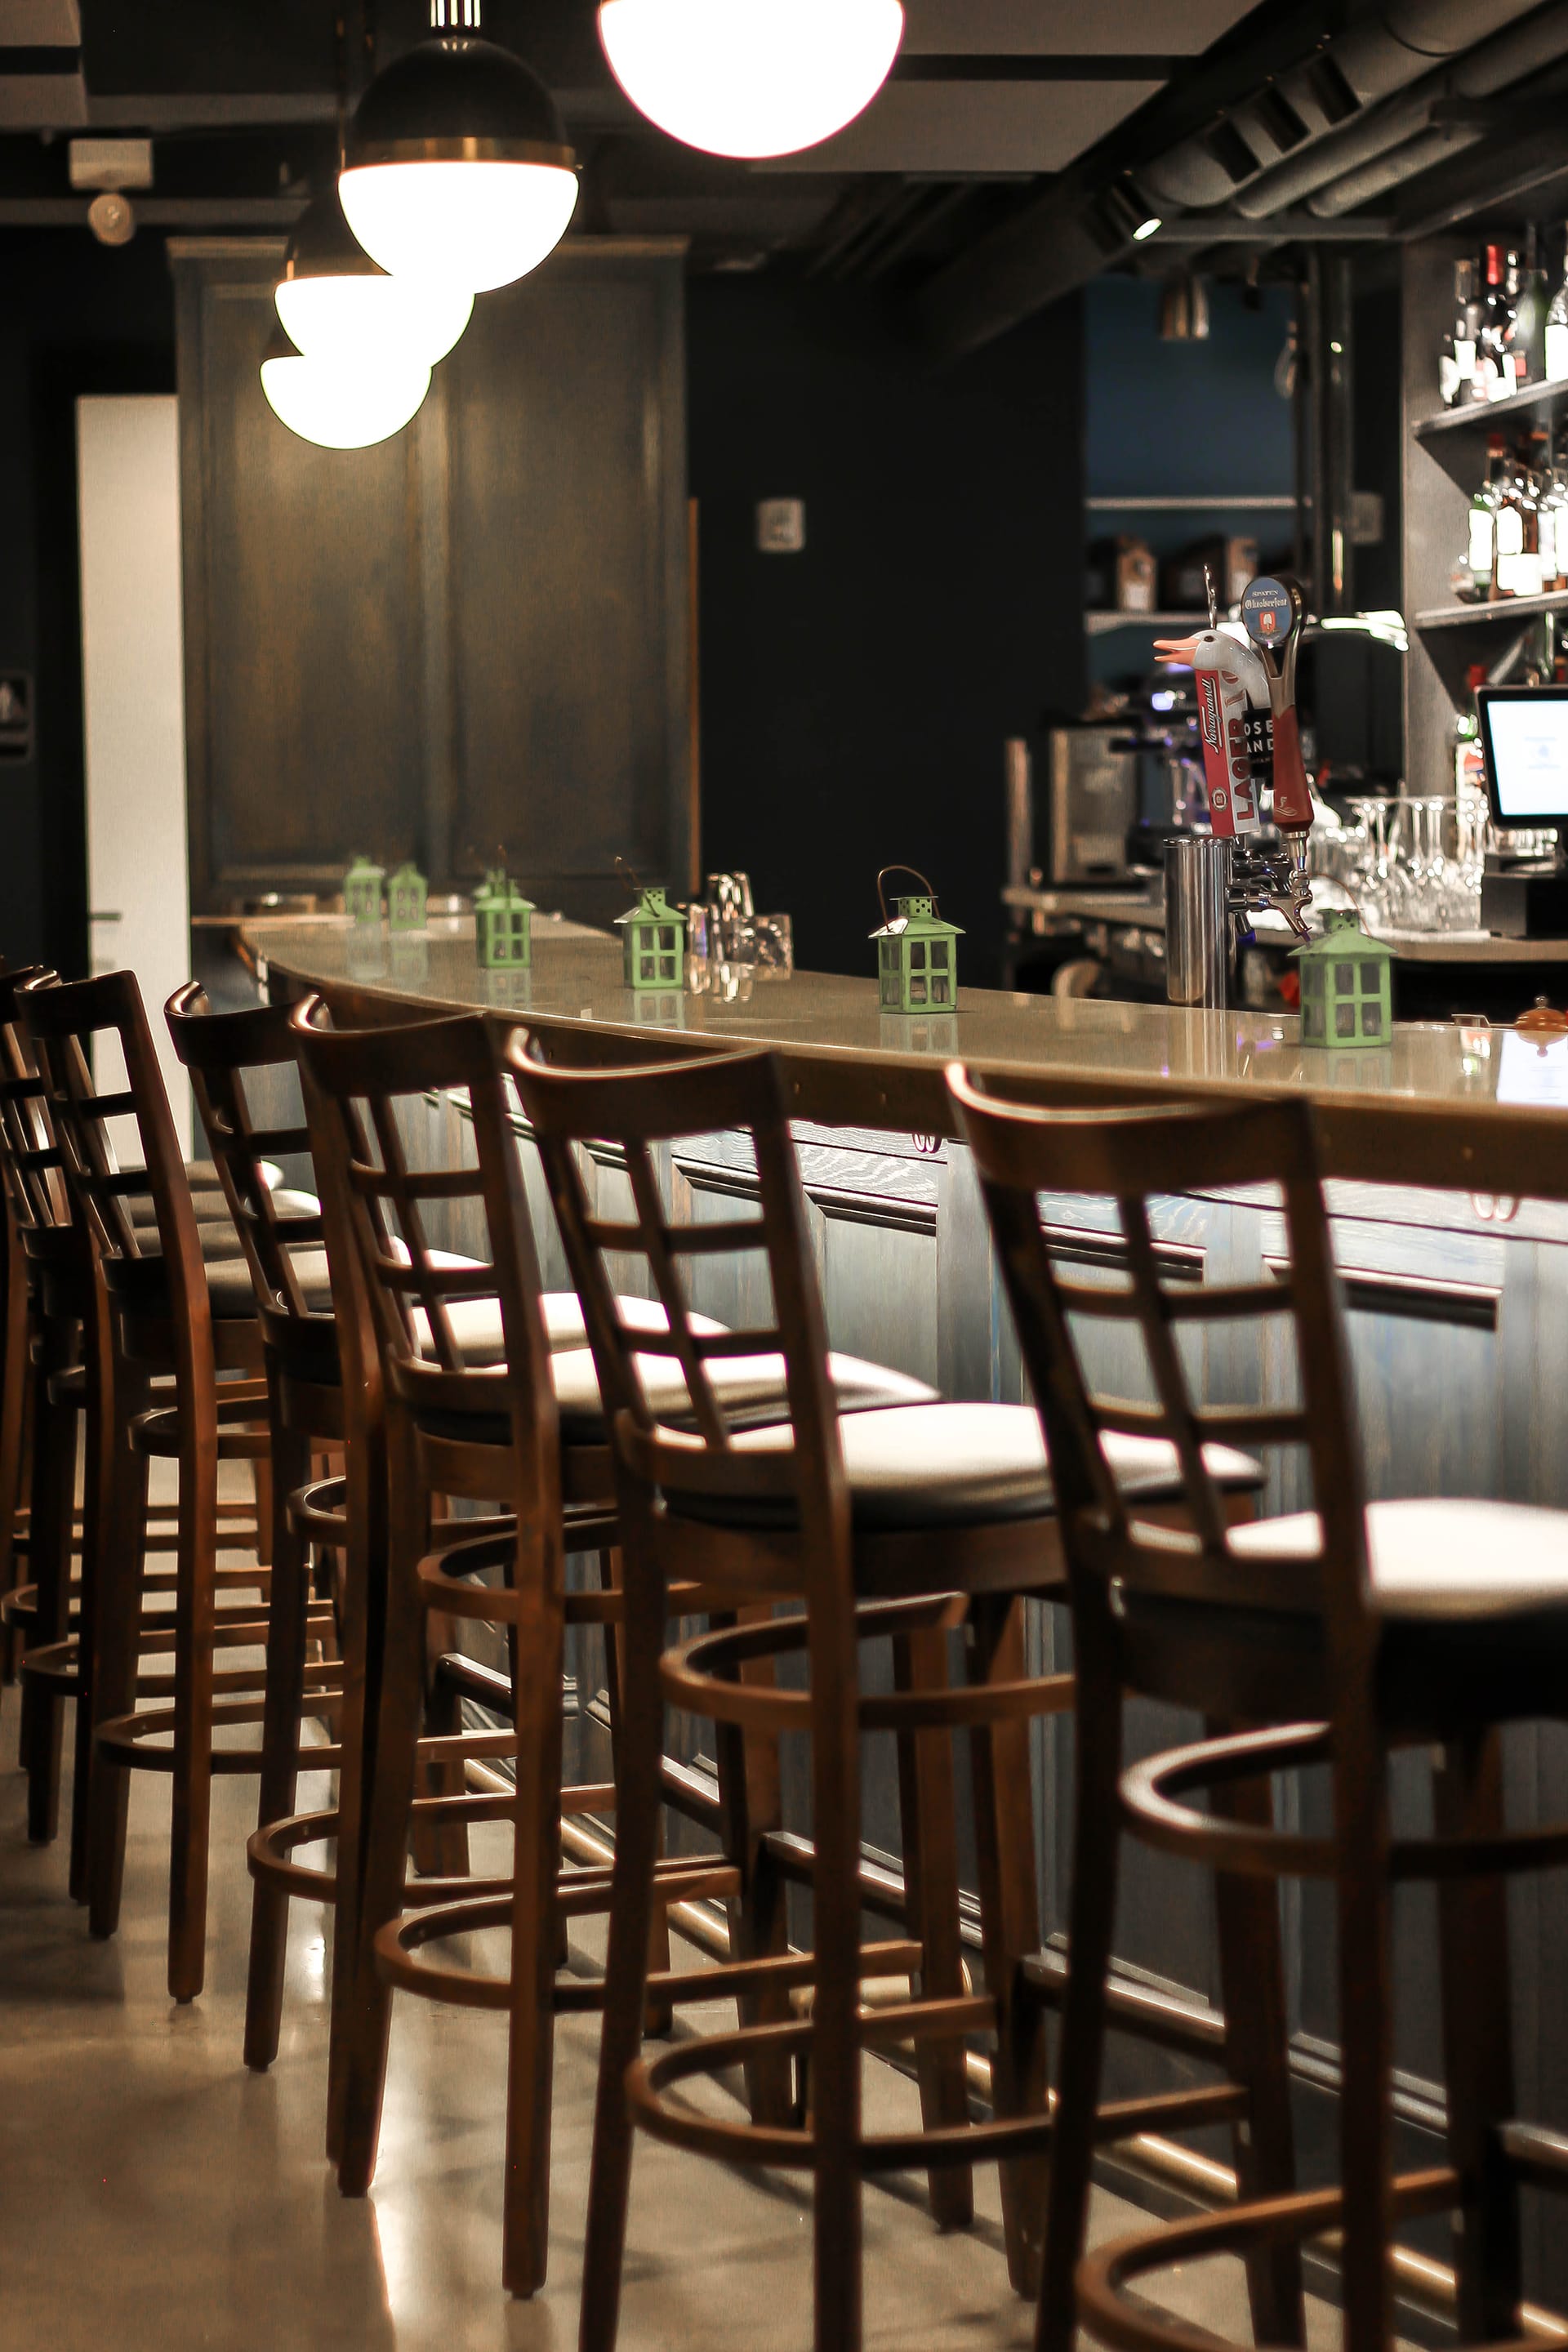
[[1401, 238, 1568, 792], [1084, 608, 1210, 638], [1085, 494, 1297, 512], [1413, 374, 1568, 442], [1415, 588, 1568, 630]]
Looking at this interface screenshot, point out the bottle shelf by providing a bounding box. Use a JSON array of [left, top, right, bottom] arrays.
[[1085, 608, 1213, 638], [1414, 588, 1568, 630], [1413, 375, 1568, 440], [1085, 494, 1298, 512]]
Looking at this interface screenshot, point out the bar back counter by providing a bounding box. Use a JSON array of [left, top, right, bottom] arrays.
[[241, 915, 1568, 2314]]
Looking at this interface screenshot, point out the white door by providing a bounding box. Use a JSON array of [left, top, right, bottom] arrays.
[[77, 394, 191, 1155]]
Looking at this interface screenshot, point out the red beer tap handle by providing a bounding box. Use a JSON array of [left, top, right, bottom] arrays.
[[1270, 704, 1314, 831]]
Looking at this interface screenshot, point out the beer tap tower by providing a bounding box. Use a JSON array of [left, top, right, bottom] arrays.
[[1156, 570, 1317, 1008]]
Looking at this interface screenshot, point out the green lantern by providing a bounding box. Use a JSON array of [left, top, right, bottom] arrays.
[[1294, 909, 1395, 1049], [615, 881, 687, 992], [871, 866, 963, 1014], [387, 860, 428, 932], [474, 867, 536, 970], [344, 853, 385, 927]]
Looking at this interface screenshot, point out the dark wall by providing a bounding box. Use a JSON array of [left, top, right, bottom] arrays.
[[0, 229, 176, 980], [687, 274, 1084, 983]]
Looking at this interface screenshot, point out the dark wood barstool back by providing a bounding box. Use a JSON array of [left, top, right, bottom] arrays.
[[18, 969, 275, 2001], [949, 1069, 1568, 2352], [290, 996, 782, 2294], [165, 982, 349, 2071], [514, 1040, 1084, 2352]]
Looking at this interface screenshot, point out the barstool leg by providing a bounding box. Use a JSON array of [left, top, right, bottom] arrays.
[[807, 1592, 864, 2352], [0, 1212, 31, 1690], [1433, 1731, 1523, 2342], [1333, 1709, 1396, 2352], [68, 1304, 115, 1901], [1035, 1650, 1122, 2352], [968, 1594, 1049, 2298], [893, 1619, 974, 2230], [501, 1532, 566, 2297], [167, 1408, 219, 2002], [21, 1321, 78, 1842], [244, 1410, 313, 2068], [336, 1429, 427, 2195], [599, 1547, 677, 2040], [710, 1606, 793, 2125], [87, 1387, 150, 1939], [1209, 1731, 1305, 2347], [325, 1428, 385, 2169], [580, 1546, 669, 2352]]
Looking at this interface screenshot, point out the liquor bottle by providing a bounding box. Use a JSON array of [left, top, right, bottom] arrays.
[[1512, 228, 1548, 389], [1534, 428, 1560, 589], [1548, 229, 1568, 381], [1517, 447, 1544, 597], [1494, 443, 1530, 595], [1468, 434, 1508, 598], [1441, 258, 1480, 405], [1477, 244, 1513, 401]]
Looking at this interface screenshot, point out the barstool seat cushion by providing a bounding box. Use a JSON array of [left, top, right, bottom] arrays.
[[669, 1402, 1260, 1535], [1231, 1497, 1568, 1622], [415, 1348, 936, 1448]]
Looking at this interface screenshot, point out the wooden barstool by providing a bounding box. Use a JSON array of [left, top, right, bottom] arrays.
[[951, 1072, 1568, 2352], [19, 970, 276, 2000], [288, 999, 939, 2296], [513, 1042, 1292, 2352]]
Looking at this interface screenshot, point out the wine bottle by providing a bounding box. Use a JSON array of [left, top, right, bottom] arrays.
[[1468, 434, 1508, 598], [1478, 244, 1512, 401], [1546, 229, 1568, 381], [1512, 226, 1548, 389], [1442, 259, 1479, 405]]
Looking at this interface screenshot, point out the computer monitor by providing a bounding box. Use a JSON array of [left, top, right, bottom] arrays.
[[1476, 684, 1568, 827]]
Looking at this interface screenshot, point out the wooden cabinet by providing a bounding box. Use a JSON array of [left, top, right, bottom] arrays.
[[171, 235, 691, 924]]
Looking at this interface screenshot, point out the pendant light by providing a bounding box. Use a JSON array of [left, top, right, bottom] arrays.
[[260, 324, 432, 451], [275, 185, 474, 367], [597, 0, 905, 161], [339, 1, 579, 294]]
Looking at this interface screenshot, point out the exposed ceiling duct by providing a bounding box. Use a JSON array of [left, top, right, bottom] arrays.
[[1223, 0, 1568, 218], [1141, 0, 1544, 211]]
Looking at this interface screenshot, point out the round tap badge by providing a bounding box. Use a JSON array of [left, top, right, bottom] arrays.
[[1241, 575, 1296, 649]]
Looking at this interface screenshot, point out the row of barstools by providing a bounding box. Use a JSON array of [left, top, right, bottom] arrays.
[[3, 959, 1568, 2352]]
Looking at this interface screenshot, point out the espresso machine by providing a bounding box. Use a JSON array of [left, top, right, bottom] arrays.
[[1158, 572, 1318, 1009]]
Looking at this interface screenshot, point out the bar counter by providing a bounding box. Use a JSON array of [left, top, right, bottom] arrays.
[[243, 913, 1568, 1200], [238, 913, 1568, 2306]]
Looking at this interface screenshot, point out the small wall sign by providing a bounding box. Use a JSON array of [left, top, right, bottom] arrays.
[[757, 499, 806, 555], [0, 673, 33, 763]]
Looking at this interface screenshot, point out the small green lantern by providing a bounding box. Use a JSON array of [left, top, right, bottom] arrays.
[[871, 866, 963, 1013], [387, 860, 428, 932], [616, 880, 687, 992], [474, 867, 535, 970], [344, 853, 385, 927], [1294, 909, 1395, 1049]]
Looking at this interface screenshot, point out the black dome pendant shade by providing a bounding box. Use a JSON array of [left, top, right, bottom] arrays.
[[345, 35, 577, 172]]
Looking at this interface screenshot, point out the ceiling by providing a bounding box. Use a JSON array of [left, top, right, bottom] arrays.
[[1, 2, 1566, 354]]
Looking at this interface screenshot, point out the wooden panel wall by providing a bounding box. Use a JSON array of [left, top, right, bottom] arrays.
[[170, 236, 691, 925]]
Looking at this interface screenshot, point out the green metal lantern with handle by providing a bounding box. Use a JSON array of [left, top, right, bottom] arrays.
[[1294, 909, 1395, 1048], [474, 867, 535, 970], [871, 866, 963, 1013], [387, 860, 428, 932], [616, 881, 687, 992], [344, 853, 385, 927]]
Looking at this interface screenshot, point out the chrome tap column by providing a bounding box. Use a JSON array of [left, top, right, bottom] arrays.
[[1165, 835, 1233, 1009]]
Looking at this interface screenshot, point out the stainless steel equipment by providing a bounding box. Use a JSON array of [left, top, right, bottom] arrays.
[[1048, 726, 1140, 884], [1165, 835, 1232, 1008]]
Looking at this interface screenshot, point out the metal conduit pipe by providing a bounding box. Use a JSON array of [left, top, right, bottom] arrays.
[[1227, 0, 1568, 217], [1142, 0, 1544, 212]]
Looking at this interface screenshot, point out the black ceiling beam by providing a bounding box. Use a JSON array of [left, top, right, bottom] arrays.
[[1147, 211, 1392, 242], [893, 56, 1180, 83], [910, 0, 1349, 359]]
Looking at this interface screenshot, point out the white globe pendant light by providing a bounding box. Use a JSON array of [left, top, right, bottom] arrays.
[[275, 187, 474, 367], [261, 339, 432, 452], [339, 5, 579, 293], [598, 0, 905, 161]]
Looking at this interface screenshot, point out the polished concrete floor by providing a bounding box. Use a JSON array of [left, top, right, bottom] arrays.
[[0, 1671, 1339, 2352]]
